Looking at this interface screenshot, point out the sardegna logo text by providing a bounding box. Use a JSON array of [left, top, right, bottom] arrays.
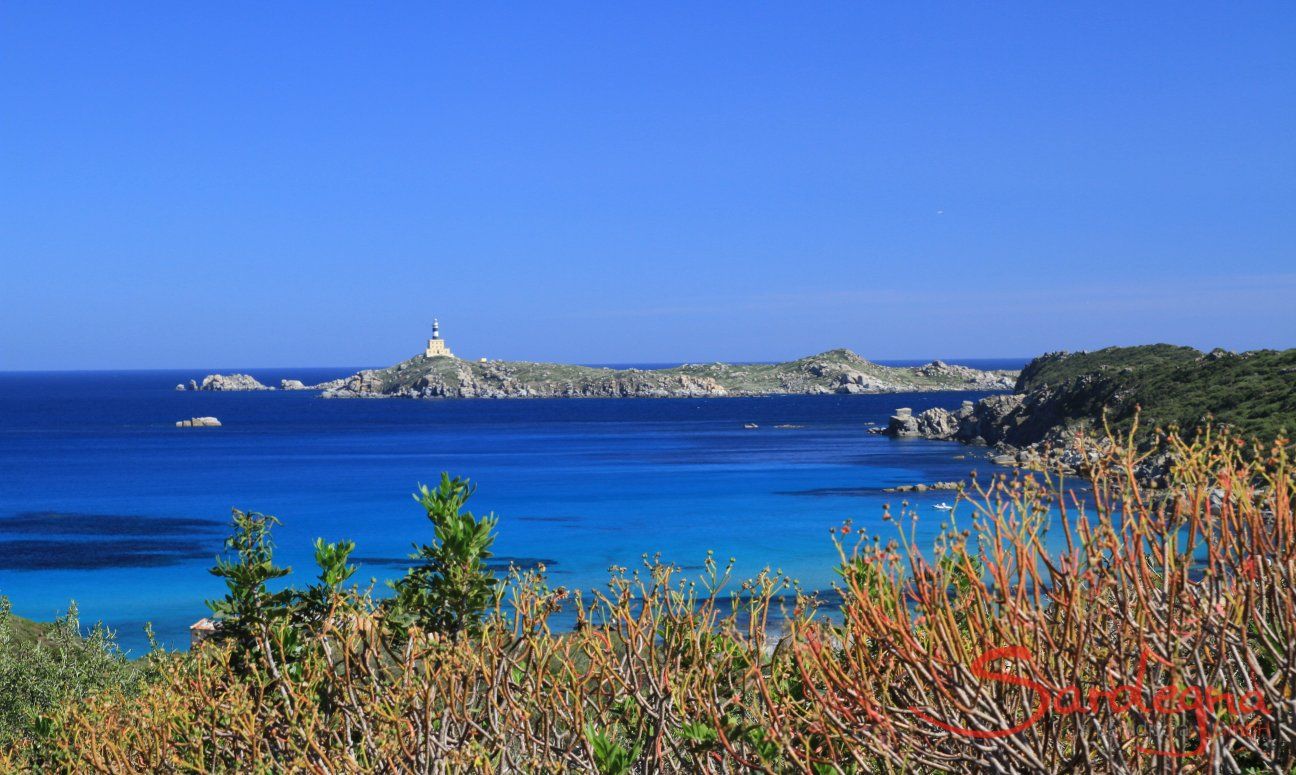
[[910, 645, 1269, 757]]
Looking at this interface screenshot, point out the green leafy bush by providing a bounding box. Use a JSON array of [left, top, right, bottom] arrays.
[[0, 598, 144, 747], [207, 509, 294, 657], [389, 473, 500, 637]]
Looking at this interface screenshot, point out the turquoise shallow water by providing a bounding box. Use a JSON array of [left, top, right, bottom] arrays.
[[0, 366, 1020, 653]]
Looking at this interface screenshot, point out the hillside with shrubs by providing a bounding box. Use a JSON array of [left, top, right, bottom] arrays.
[[1014, 344, 1296, 442]]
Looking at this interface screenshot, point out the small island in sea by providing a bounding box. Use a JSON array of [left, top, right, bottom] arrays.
[[186, 319, 1018, 399]]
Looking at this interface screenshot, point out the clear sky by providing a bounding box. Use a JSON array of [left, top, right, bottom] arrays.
[[2, 3, 1293, 370]]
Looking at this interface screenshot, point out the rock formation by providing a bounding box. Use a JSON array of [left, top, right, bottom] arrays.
[[198, 374, 269, 391], [883, 481, 962, 493], [176, 417, 222, 428]]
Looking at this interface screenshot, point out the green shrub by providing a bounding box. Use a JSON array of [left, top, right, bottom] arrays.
[[207, 509, 294, 657], [389, 473, 500, 637], [296, 537, 359, 628], [0, 598, 142, 747]]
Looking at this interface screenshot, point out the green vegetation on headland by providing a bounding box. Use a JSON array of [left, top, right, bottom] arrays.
[[3, 432, 1295, 771], [195, 348, 1018, 398], [1014, 344, 1296, 441], [886, 344, 1296, 462]]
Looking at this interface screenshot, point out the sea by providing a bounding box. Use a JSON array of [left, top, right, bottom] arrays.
[[0, 359, 1026, 654]]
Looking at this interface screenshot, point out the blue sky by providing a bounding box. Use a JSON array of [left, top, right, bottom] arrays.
[[2, 3, 1293, 369]]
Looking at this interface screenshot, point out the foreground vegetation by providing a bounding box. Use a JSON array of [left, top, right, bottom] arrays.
[[1, 428, 1294, 772], [0, 600, 148, 750]]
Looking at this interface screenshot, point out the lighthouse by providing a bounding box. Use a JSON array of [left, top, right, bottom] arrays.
[[424, 319, 455, 358]]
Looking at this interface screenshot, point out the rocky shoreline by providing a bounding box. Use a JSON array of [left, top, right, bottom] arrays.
[[182, 349, 1017, 401], [878, 397, 1177, 482], [876, 396, 1115, 476]]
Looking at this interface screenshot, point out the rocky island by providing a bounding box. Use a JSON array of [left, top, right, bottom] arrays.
[[187, 349, 1016, 401], [312, 350, 1015, 399]]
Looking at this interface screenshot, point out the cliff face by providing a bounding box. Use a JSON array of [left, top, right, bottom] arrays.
[[308, 349, 1017, 400]]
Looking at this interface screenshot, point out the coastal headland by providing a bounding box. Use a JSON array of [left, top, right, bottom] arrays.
[[882, 344, 1296, 478]]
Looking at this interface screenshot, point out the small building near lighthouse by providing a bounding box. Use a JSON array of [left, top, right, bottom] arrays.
[[425, 319, 455, 358]]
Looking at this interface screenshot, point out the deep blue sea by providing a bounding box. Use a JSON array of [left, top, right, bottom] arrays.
[[0, 360, 1025, 654]]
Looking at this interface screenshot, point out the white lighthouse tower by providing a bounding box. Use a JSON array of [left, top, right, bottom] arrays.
[[424, 319, 455, 358]]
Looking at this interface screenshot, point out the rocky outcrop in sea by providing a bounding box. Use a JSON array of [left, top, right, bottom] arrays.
[[194, 374, 270, 391], [879, 398, 1138, 476], [882, 395, 1030, 446], [181, 373, 348, 392]]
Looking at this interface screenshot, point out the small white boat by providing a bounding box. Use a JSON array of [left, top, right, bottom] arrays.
[[933, 502, 953, 511]]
